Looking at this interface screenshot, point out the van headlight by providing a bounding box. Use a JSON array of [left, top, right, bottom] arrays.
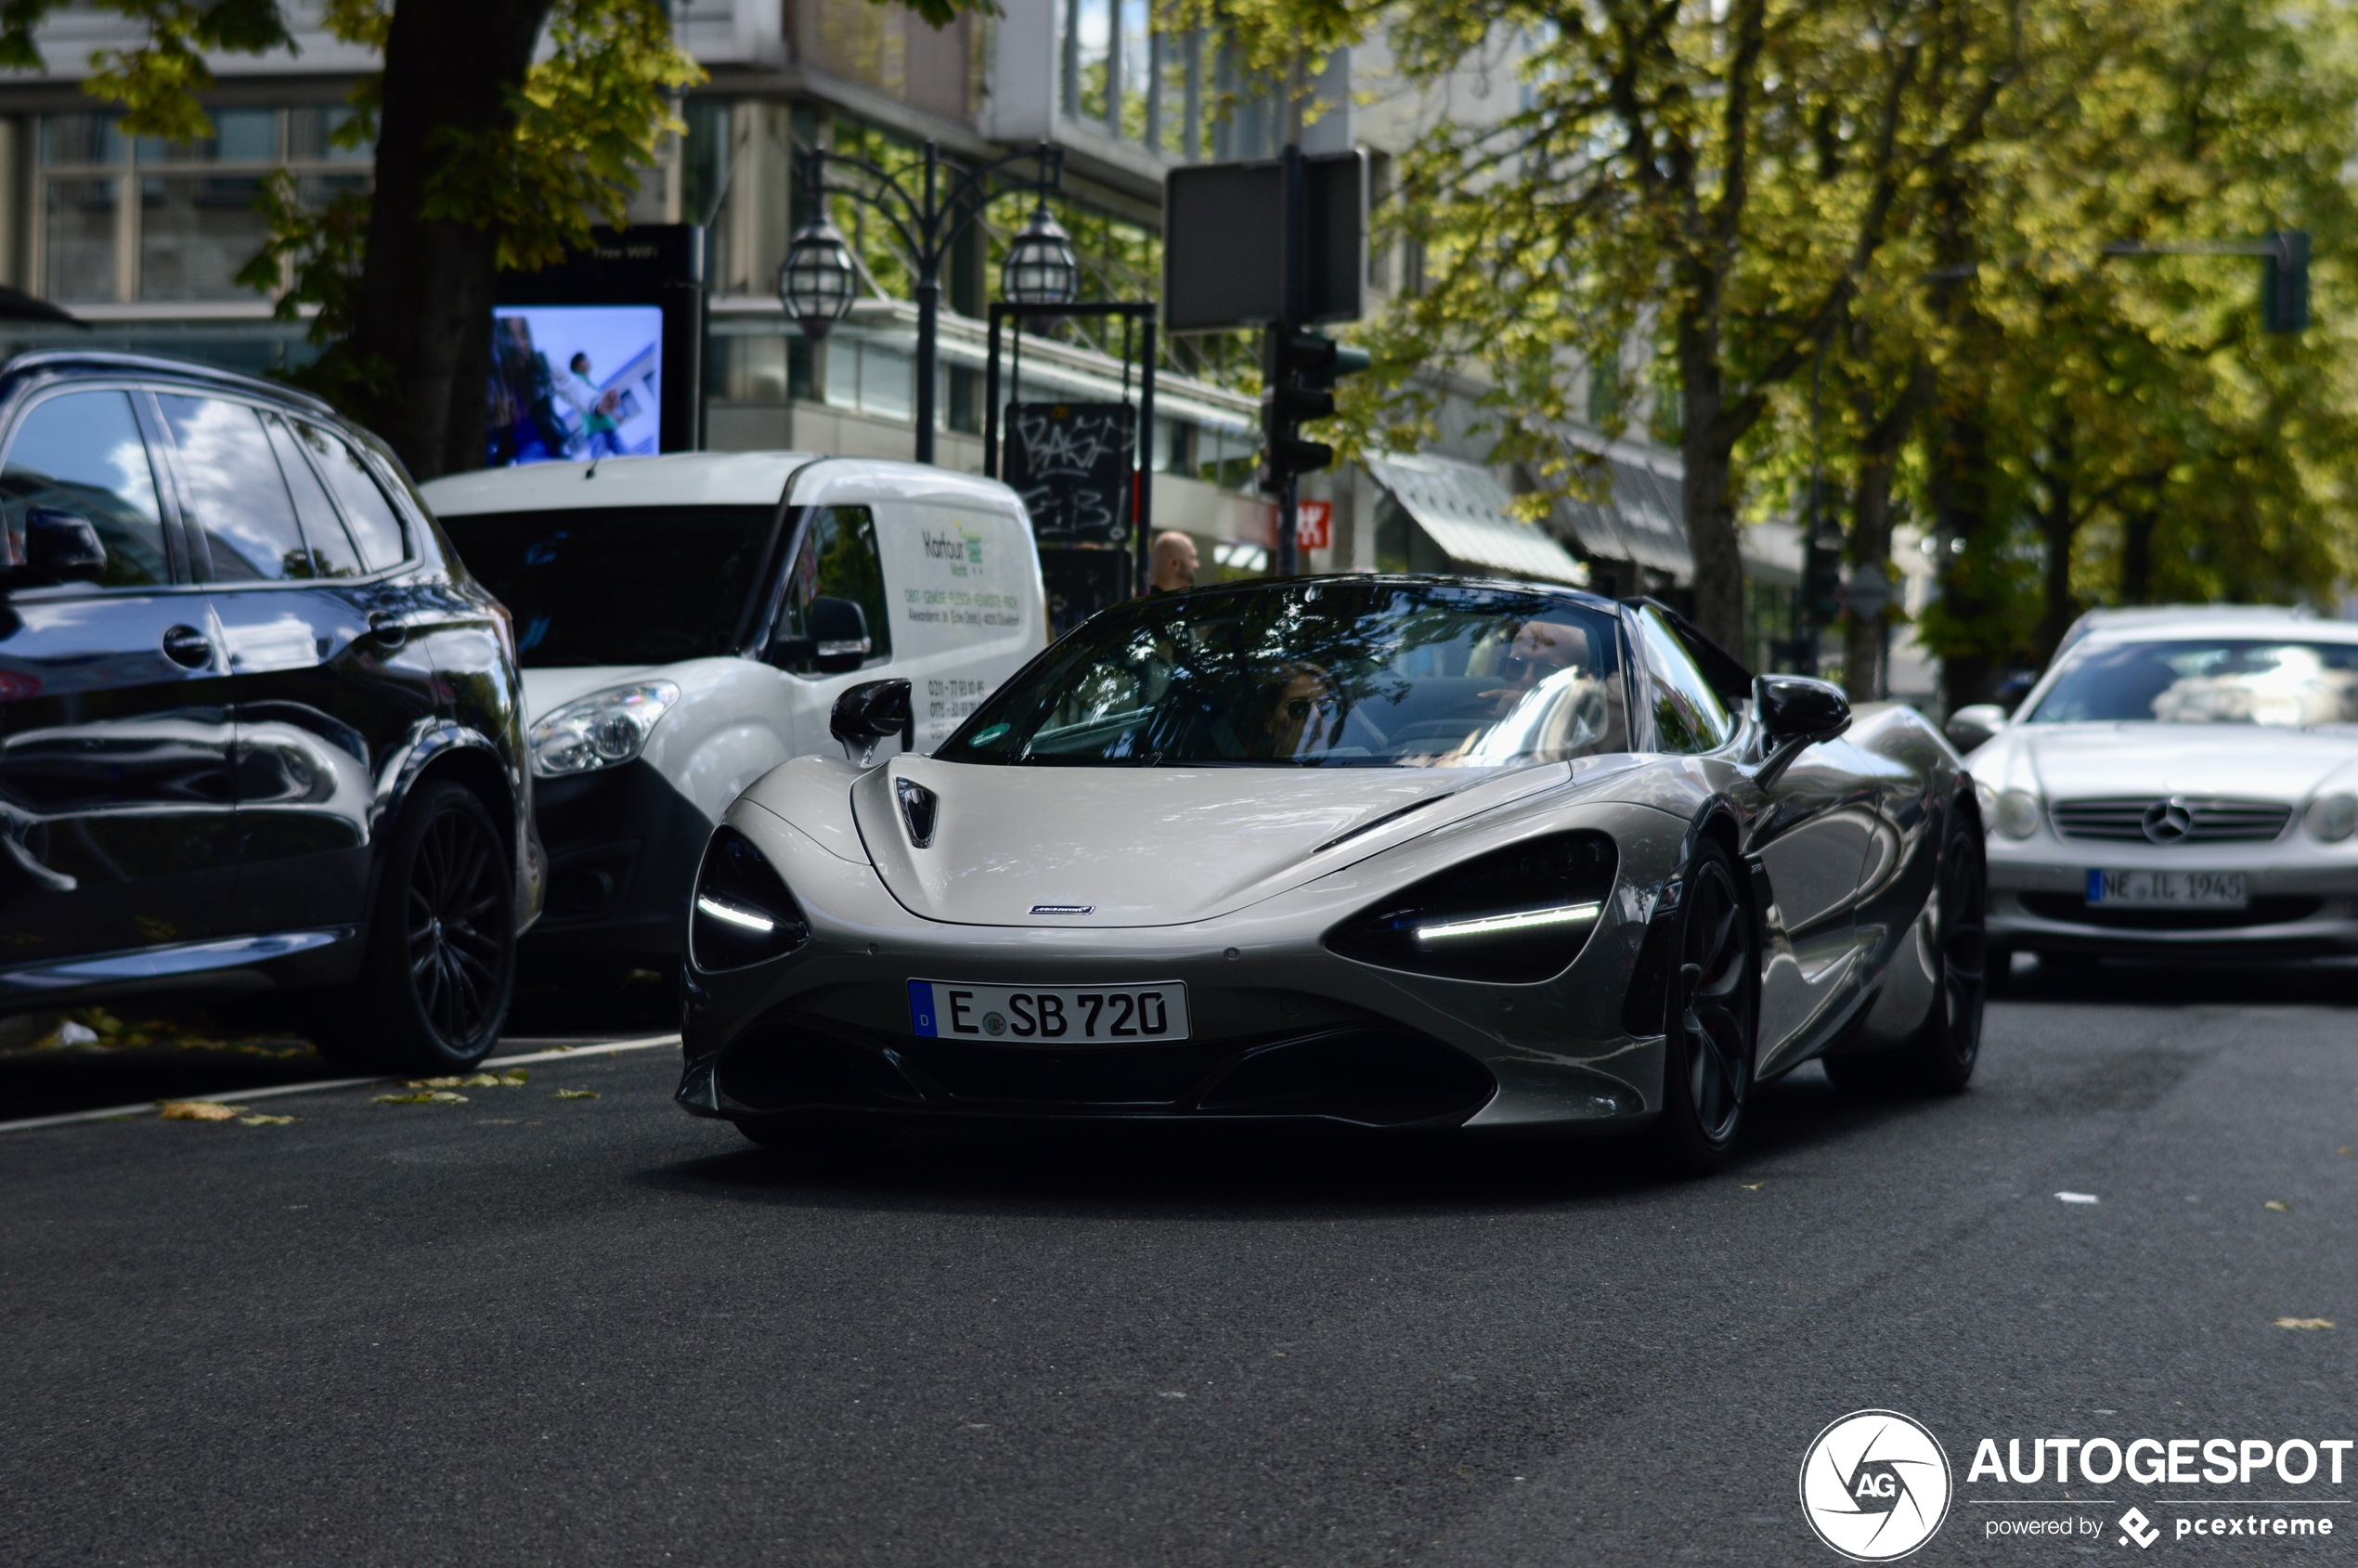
[[1995, 789, 2041, 839], [2309, 795, 2357, 842], [528, 681, 680, 778]]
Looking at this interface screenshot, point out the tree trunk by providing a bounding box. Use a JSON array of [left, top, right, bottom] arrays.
[[2120, 508, 2157, 604], [347, 0, 553, 481], [2032, 420, 2080, 663], [1841, 361, 1932, 703], [1677, 319, 1747, 658]]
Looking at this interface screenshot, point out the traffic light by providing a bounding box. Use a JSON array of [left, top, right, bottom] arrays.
[[1263, 330, 1372, 490], [1801, 525, 1844, 625], [2263, 230, 2311, 334]]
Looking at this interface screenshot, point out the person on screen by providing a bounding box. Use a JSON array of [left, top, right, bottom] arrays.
[[555, 352, 626, 459], [488, 317, 569, 465]]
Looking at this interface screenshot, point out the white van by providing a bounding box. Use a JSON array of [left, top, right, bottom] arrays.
[[420, 452, 1046, 969]]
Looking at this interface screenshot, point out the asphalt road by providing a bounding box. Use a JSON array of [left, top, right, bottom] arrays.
[[3, 962, 2353, 1567]]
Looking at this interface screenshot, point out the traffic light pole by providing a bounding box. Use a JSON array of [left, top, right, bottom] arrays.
[[1274, 145, 1307, 577]]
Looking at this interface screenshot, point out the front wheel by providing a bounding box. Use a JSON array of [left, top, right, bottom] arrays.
[[317, 779, 516, 1073], [1650, 840, 1757, 1174], [1825, 806, 1987, 1095]]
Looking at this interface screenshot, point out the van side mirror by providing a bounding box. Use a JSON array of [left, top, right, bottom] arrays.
[[1944, 703, 2008, 753], [770, 595, 872, 675], [3, 509, 106, 589], [1753, 674, 1851, 789], [830, 678, 913, 764]]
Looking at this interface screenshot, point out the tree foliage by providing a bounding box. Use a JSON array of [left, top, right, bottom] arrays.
[[1174, 0, 2358, 683]]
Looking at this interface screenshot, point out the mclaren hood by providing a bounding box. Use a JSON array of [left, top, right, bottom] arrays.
[[843, 755, 1580, 927]]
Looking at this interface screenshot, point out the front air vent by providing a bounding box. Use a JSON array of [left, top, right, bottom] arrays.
[[896, 777, 939, 848], [2051, 797, 2292, 845]]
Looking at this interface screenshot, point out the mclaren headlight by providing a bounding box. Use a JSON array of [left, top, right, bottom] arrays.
[[529, 680, 680, 778], [1324, 831, 1617, 983], [689, 825, 810, 971]]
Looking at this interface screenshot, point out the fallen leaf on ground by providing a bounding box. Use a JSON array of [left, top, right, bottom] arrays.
[[2055, 1191, 2100, 1204], [373, 1091, 468, 1105], [460, 1073, 502, 1087], [238, 1114, 295, 1126], [157, 1101, 240, 1121], [404, 1076, 464, 1089], [2275, 1317, 2335, 1330], [1739, 1182, 1767, 1191], [553, 1089, 599, 1100], [2339, 1147, 2353, 1158], [2266, 1199, 2292, 1212], [500, 1068, 528, 1084]]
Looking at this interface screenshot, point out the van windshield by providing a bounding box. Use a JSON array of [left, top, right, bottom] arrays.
[[440, 504, 780, 667]]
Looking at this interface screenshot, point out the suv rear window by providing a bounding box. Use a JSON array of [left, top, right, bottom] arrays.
[[442, 503, 779, 667]]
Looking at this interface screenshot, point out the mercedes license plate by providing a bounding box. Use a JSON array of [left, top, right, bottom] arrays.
[[908, 980, 1191, 1043], [2086, 869, 2250, 909]]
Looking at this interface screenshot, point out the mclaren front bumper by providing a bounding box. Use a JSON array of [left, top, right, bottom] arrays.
[[677, 795, 1694, 1135]]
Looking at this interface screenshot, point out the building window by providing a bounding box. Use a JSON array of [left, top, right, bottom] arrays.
[[36, 107, 375, 305]]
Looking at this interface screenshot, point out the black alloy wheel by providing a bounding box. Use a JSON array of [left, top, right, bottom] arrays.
[[1652, 840, 1757, 1173], [1825, 803, 1988, 1095], [319, 779, 516, 1073], [1914, 813, 1989, 1090]]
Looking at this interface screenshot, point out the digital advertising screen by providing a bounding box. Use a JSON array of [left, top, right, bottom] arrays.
[[486, 304, 664, 468]]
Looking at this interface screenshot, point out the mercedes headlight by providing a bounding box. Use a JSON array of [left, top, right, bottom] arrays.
[[528, 680, 680, 778], [1324, 832, 1618, 983], [2309, 795, 2358, 842], [1995, 788, 2041, 840]]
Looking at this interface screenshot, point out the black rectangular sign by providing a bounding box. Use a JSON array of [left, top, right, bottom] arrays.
[[1003, 401, 1137, 547], [1163, 151, 1366, 330]]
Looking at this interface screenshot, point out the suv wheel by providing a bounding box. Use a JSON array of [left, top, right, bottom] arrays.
[[318, 780, 516, 1073]]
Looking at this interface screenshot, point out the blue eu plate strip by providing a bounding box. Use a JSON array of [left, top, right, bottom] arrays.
[[908, 979, 938, 1037], [2086, 869, 2104, 902]]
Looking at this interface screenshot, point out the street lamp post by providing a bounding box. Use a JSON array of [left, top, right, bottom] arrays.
[[779, 139, 1077, 465]]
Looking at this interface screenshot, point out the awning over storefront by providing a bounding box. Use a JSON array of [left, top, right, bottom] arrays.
[[1552, 452, 1693, 579], [1364, 453, 1588, 585]]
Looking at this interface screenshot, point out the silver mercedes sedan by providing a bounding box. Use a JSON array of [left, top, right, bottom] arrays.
[[675, 577, 1987, 1173], [1952, 606, 2358, 970]]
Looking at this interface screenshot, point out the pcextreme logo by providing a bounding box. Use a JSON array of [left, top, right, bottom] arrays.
[[1800, 1409, 1955, 1562]]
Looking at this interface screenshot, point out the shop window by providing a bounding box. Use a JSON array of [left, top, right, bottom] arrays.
[[35, 106, 375, 305]]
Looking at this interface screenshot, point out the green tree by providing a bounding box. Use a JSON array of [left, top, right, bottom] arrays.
[[1181, 0, 2019, 653], [1913, 0, 2358, 696], [2, 0, 710, 477]]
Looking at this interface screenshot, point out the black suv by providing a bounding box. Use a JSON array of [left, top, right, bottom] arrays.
[[0, 351, 543, 1070]]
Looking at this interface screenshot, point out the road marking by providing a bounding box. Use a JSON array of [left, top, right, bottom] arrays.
[[0, 1033, 680, 1134]]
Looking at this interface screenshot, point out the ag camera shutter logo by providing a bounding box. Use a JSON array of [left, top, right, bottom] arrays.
[[1800, 1409, 1953, 1561]]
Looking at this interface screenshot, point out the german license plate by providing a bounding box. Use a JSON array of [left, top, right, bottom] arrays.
[[2086, 869, 2250, 909], [907, 980, 1192, 1043]]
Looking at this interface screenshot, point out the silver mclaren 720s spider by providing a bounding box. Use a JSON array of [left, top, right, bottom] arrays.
[[674, 577, 1987, 1172]]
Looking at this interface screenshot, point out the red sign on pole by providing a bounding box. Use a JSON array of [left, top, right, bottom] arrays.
[[1264, 499, 1333, 553]]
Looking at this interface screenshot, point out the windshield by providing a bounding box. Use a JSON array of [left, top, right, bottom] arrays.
[[441, 504, 780, 667], [937, 579, 1627, 768], [2028, 639, 2358, 726]]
